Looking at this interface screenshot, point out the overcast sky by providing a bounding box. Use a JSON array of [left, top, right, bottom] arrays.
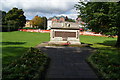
[[1, 0, 79, 20]]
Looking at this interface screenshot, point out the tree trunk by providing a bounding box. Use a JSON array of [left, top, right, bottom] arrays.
[[115, 30, 120, 47]]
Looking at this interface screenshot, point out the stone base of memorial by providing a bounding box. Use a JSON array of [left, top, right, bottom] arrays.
[[35, 41, 89, 48], [49, 22, 81, 45]]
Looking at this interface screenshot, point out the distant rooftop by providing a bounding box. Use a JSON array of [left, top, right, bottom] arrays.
[[51, 22, 79, 30], [49, 16, 66, 20]]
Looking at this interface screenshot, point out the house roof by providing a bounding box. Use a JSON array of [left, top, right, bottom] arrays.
[[49, 16, 66, 20]]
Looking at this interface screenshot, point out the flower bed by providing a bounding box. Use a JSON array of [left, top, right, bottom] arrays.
[[19, 29, 50, 33], [61, 41, 71, 46], [3, 47, 50, 80]]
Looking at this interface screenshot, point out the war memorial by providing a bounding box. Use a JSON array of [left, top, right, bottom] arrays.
[[49, 22, 81, 45]]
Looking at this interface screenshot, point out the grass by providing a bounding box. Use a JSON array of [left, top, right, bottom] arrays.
[[3, 48, 50, 79], [80, 35, 117, 48], [2, 31, 120, 79], [2, 31, 49, 67], [80, 35, 120, 79]]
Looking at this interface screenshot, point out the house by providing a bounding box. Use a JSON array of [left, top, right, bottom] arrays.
[[47, 16, 66, 30], [24, 20, 33, 27], [49, 16, 66, 22], [47, 20, 52, 30]]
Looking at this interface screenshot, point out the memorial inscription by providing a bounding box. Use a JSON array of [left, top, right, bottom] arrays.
[[55, 31, 76, 37]]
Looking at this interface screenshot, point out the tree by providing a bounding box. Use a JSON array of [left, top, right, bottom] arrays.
[[30, 16, 47, 29], [115, 2, 120, 47], [75, 2, 120, 47], [41, 17, 47, 30], [5, 7, 26, 30], [65, 16, 69, 21], [0, 11, 6, 25], [30, 15, 43, 28], [67, 18, 75, 22]]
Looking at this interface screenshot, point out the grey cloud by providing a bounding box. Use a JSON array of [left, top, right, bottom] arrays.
[[1, 0, 79, 19]]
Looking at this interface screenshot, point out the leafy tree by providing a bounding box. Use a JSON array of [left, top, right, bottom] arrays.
[[41, 17, 47, 30], [30, 15, 43, 28], [30, 16, 47, 29], [67, 18, 75, 22], [0, 11, 7, 31], [5, 7, 26, 30], [64, 16, 75, 22], [75, 2, 120, 47], [0, 11, 6, 25], [65, 16, 69, 21]]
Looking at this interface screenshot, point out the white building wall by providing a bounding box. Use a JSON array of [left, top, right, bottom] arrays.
[[47, 20, 52, 30]]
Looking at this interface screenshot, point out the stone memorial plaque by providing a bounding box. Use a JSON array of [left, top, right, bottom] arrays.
[[55, 31, 76, 37]]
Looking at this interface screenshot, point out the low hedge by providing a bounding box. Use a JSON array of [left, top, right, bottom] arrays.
[[22, 27, 39, 29], [87, 49, 120, 79], [3, 47, 50, 80], [1, 25, 19, 32]]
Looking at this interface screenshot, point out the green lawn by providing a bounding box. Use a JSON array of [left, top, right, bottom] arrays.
[[2, 31, 117, 66], [2, 31, 120, 79], [80, 35, 117, 48], [2, 31, 49, 67], [80, 35, 120, 79]]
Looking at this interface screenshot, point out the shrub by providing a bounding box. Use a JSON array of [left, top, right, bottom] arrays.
[[87, 49, 120, 79], [2, 47, 50, 80], [22, 27, 39, 29], [1, 25, 19, 32]]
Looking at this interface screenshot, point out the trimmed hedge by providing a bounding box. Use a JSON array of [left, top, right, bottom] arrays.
[[87, 49, 120, 79], [22, 27, 39, 29], [3, 47, 50, 80], [1, 25, 19, 32]]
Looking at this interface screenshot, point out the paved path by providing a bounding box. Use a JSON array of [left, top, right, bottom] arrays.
[[40, 46, 98, 79]]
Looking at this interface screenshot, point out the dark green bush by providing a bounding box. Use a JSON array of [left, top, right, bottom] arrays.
[[22, 27, 39, 29], [1, 25, 19, 32], [2, 47, 50, 80], [88, 49, 120, 79]]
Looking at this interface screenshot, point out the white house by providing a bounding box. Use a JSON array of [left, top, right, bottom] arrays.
[[47, 20, 52, 30]]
